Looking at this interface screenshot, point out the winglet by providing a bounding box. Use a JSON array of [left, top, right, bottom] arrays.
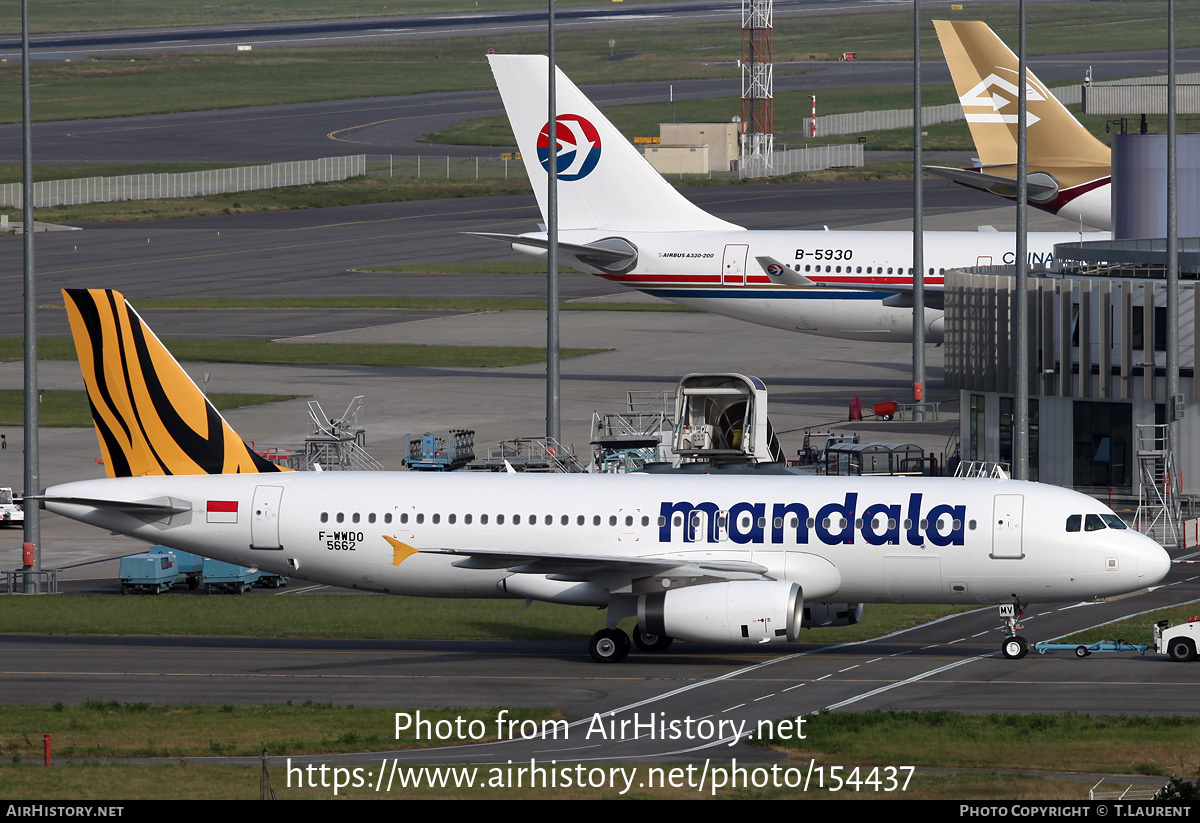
[[62, 288, 286, 478]]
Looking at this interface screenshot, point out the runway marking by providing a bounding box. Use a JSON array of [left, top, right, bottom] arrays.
[[752, 694, 774, 701], [972, 632, 988, 638], [946, 638, 965, 645], [838, 665, 858, 672], [721, 703, 745, 712], [276, 584, 329, 595], [782, 683, 805, 692]]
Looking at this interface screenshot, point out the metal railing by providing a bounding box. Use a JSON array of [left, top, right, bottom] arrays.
[[806, 71, 1200, 137], [1, 155, 367, 208], [740, 143, 863, 178]]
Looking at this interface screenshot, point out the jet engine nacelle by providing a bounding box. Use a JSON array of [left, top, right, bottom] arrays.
[[638, 580, 802, 645], [802, 602, 864, 628]]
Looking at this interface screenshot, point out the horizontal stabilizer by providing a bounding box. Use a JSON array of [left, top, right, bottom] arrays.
[[466, 232, 638, 273], [925, 165, 1059, 201], [33, 495, 191, 515]]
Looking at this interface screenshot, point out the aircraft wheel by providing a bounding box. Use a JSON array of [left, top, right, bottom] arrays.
[[1168, 638, 1197, 662], [1001, 636, 1028, 660], [589, 628, 631, 663], [633, 624, 674, 653], [1074, 645, 1091, 659]]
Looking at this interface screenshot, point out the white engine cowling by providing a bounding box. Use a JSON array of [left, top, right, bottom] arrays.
[[802, 602, 863, 628], [638, 580, 803, 645]]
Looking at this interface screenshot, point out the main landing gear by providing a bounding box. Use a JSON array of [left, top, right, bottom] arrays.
[[588, 625, 676, 662], [589, 628, 631, 663], [998, 600, 1028, 659]]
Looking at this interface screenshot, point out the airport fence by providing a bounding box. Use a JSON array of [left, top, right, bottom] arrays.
[[739, 142, 863, 178], [806, 71, 1200, 138], [364, 154, 528, 181], [0, 155, 368, 208]]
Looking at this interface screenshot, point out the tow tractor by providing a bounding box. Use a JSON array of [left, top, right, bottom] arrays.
[[0, 487, 23, 527], [1154, 617, 1200, 661], [1025, 617, 1200, 661]]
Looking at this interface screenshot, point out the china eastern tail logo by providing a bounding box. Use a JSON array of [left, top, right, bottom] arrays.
[[537, 115, 602, 180]]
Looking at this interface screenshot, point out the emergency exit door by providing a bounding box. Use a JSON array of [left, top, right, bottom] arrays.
[[991, 494, 1024, 559], [251, 485, 284, 550], [723, 244, 749, 285]]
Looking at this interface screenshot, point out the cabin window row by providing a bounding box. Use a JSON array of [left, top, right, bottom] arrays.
[[675, 515, 974, 531], [316, 512, 979, 533], [793, 264, 947, 275], [319, 512, 656, 527]]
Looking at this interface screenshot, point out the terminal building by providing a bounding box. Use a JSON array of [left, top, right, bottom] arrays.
[[945, 239, 1200, 541]]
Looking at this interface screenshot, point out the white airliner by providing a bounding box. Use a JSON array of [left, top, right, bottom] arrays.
[[474, 55, 1106, 344], [930, 20, 1112, 231], [39, 289, 1170, 662]]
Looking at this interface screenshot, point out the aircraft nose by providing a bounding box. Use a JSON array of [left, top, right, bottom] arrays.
[[1138, 538, 1172, 586]]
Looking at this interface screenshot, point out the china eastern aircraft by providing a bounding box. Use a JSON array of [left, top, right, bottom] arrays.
[[473, 55, 1106, 344], [38, 289, 1170, 662], [929, 20, 1112, 231]]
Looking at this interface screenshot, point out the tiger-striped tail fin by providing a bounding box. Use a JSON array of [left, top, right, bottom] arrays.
[[62, 288, 285, 477]]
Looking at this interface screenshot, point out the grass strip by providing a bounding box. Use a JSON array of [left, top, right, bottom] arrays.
[[0, 4, 1186, 123], [0, 390, 300, 428], [0, 595, 972, 642], [756, 710, 1200, 777], [100, 296, 696, 313], [0, 338, 610, 368], [0, 177, 536, 224], [0, 702, 559, 759]]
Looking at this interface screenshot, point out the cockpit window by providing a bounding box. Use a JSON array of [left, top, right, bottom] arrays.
[[1085, 514, 1105, 531], [1066, 515, 1081, 532], [1101, 514, 1128, 530]]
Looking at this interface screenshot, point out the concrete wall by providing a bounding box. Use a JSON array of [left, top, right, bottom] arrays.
[[659, 123, 738, 171], [644, 145, 710, 175]]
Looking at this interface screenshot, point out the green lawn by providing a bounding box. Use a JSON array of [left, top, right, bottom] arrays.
[[0, 337, 610, 368], [0, 3, 1184, 124], [0, 389, 299, 427]]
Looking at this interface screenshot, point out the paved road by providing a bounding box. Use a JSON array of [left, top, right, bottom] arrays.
[[0, 0, 1077, 59], [1, 562, 1195, 770]]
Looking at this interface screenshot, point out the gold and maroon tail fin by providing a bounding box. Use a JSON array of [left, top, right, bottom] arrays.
[[934, 19, 1110, 172], [63, 288, 285, 478]]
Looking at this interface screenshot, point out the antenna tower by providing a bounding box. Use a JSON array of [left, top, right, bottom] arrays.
[[741, 0, 774, 171]]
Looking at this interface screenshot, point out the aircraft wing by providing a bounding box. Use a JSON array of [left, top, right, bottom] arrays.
[[423, 546, 765, 573], [407, 544, 770, 591]]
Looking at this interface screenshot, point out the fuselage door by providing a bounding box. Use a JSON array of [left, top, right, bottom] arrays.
[[723, 244, 749, 286], [991, 494, 1024, 559], [251, 485, 284, 550]]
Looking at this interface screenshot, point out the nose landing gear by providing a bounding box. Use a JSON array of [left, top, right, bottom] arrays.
[[999, 599, 1029, 659]]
